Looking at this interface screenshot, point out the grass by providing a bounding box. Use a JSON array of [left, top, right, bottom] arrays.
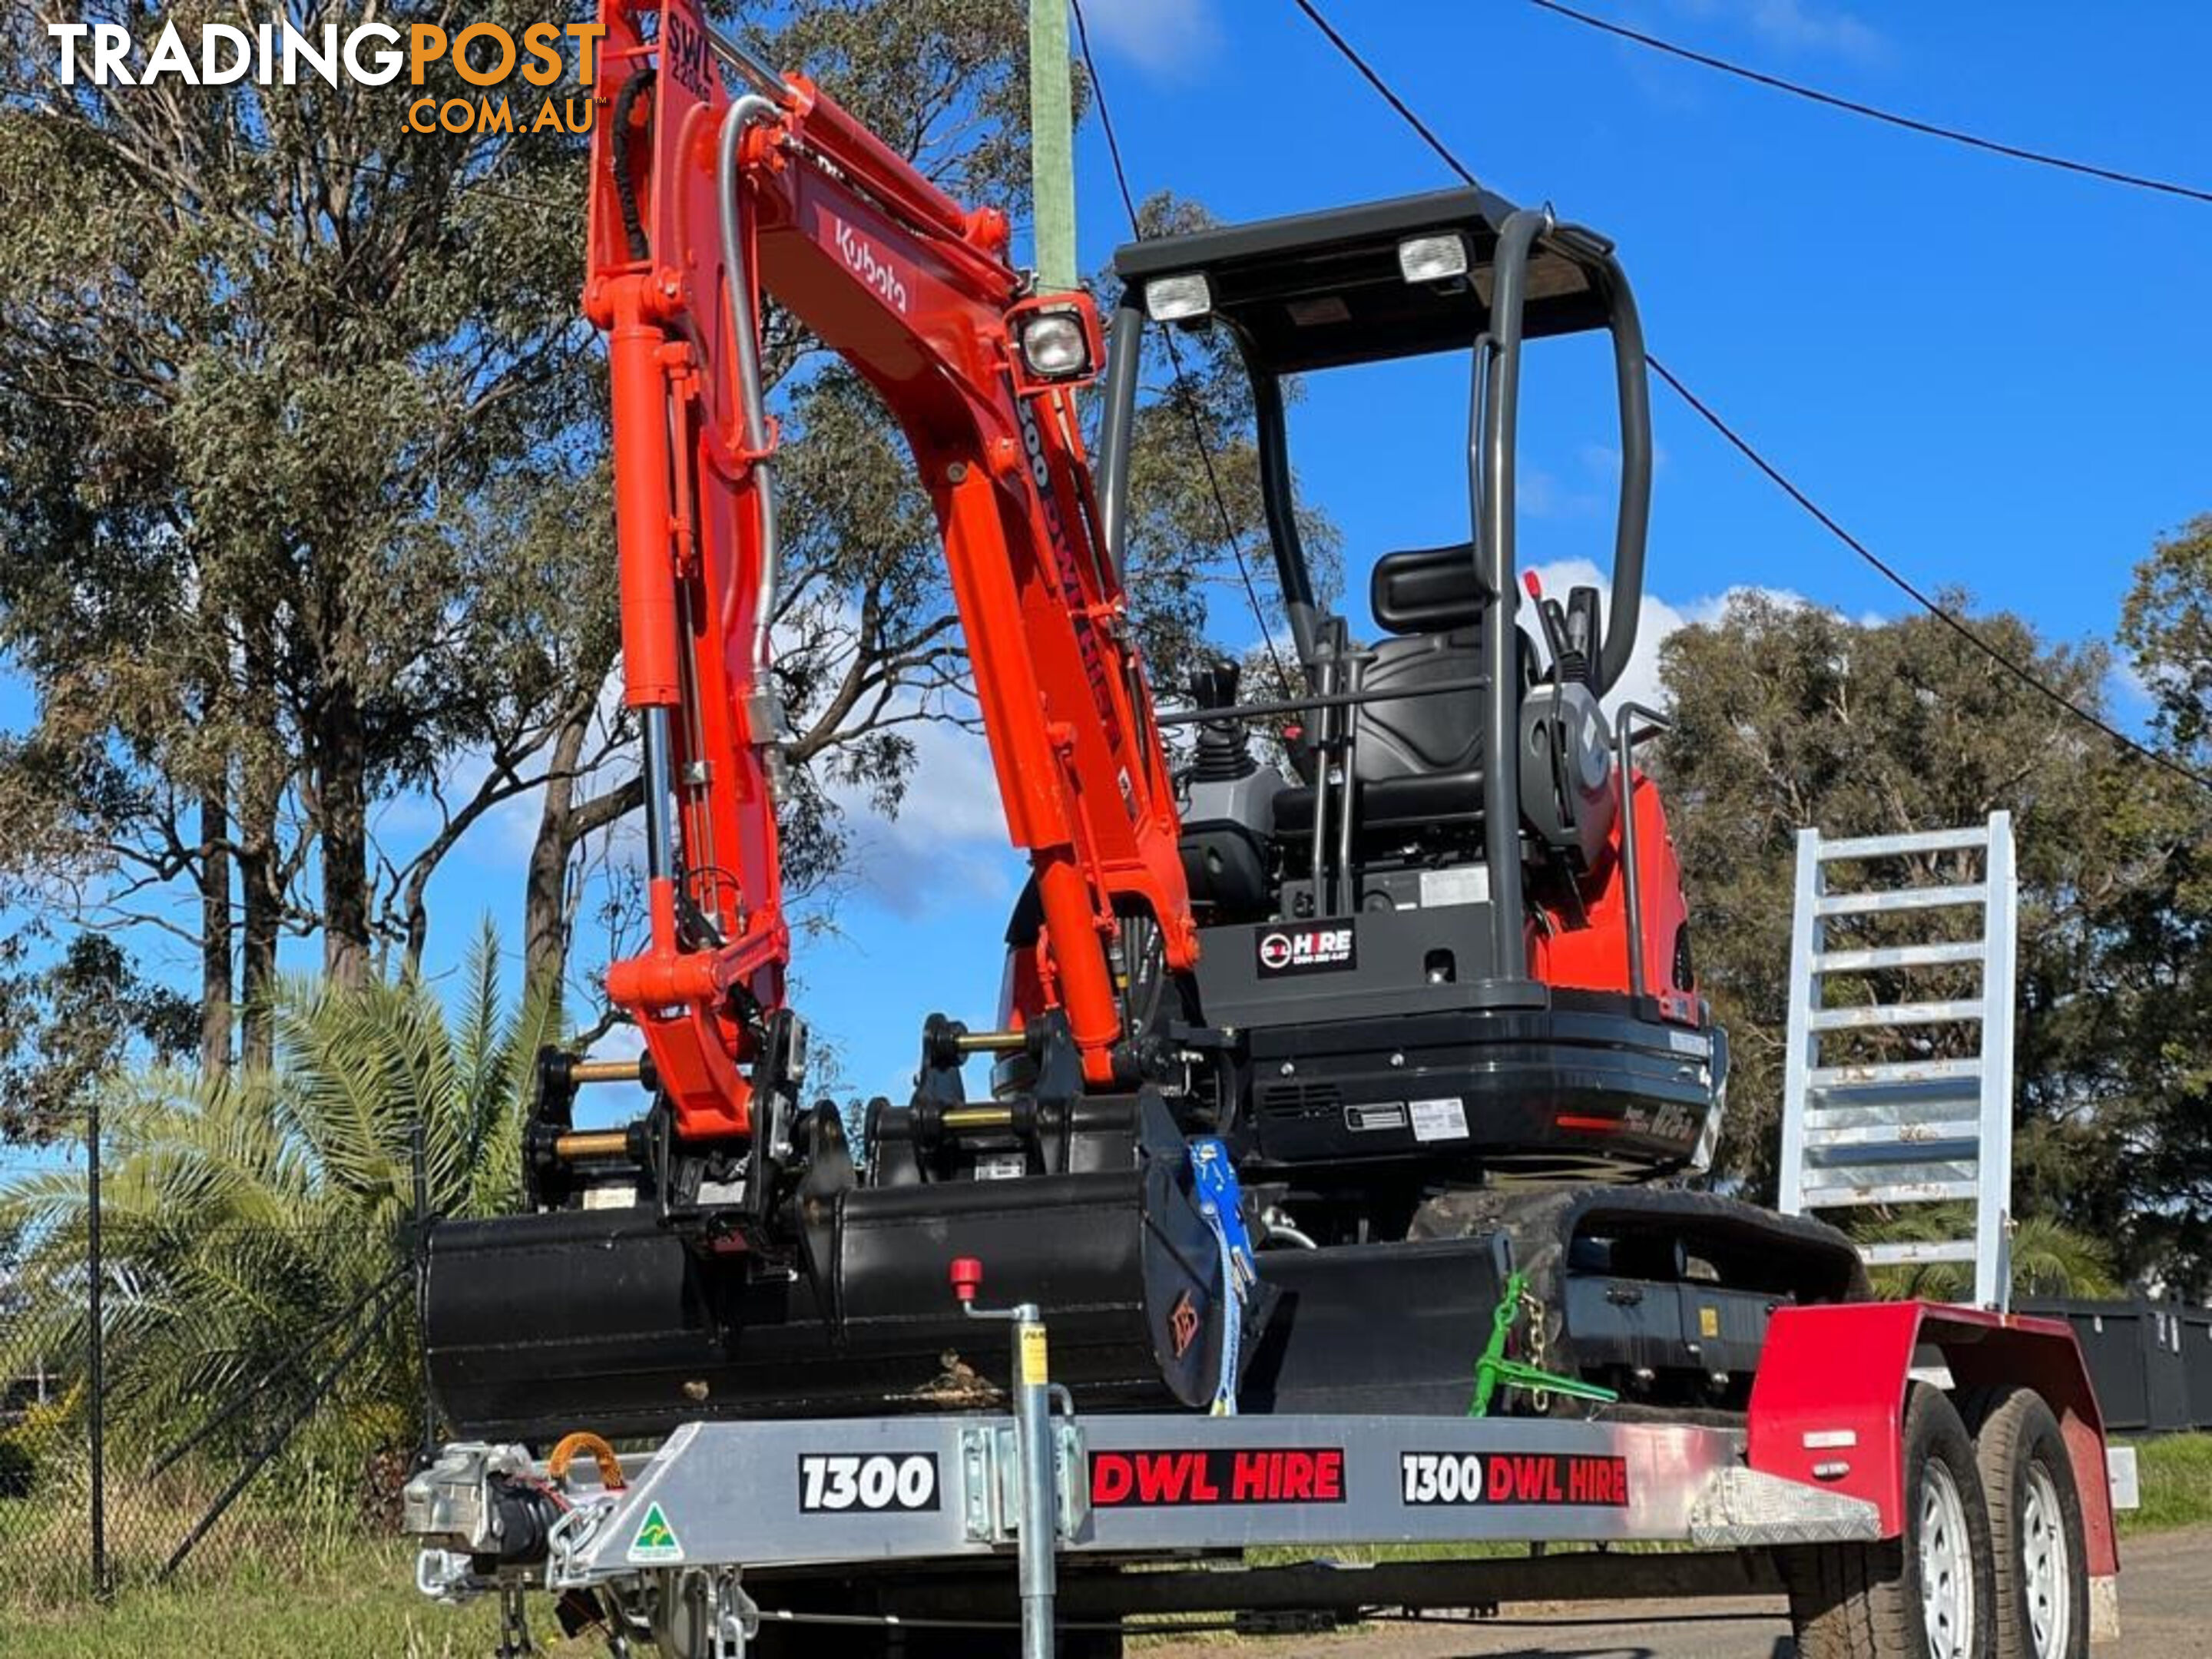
[[4, 1436, 2206, 1657], [5, 1543, 598, 1659], [2119, 1431, 2212, 1535]]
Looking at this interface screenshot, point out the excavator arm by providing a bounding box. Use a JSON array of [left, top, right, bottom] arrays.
[[584, 0, 1195, 1147]]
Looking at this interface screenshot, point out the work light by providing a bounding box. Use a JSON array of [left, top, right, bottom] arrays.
[[1397, 232, 1470, 284], [1144, 273, 1213, 323], [1016, 306, 1092, 380]]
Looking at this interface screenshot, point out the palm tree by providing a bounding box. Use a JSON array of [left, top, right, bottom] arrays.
[[0, 923, 553, 1471], [1858, 1208, 2123, 1303]]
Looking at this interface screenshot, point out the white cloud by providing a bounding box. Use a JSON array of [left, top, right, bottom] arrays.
[[584, 1020, 647, 1065], [1674, 0, 1886, 64], [1075, 0, 1220, 79], [2104, 657, 2155, 715], [1519, 467, 1603, 522], [830, 717, 1019, 919]]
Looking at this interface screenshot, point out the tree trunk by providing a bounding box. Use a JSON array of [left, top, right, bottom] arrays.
[[238, 752, 283, 1071], [197, 786, 232, 1076], [317, 681, 372, 987], [522, 711, 592, 1016]]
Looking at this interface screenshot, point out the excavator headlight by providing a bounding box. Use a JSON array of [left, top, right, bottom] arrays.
[[1398, 232, 1470, 285], [1016, 306, 1093, 380], [1143, 273, 1213, 323]]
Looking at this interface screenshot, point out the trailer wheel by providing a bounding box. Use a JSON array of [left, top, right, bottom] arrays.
[[1962, 1388, 2088, 1659], [1785, 1383, 1995, 1659]]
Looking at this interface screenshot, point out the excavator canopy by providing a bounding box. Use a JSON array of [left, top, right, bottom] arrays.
[[1112, 186, 1614, 373]]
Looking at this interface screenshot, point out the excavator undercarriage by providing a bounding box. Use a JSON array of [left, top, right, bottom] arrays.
[[420, 0, 1866, 1450]]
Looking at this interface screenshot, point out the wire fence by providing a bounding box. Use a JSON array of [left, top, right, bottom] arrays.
[[1, 1205, 430, 1609]]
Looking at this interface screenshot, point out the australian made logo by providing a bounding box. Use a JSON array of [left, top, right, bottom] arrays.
[[1256, 924, 1356, 976], [627, 1501, 684, 1564]]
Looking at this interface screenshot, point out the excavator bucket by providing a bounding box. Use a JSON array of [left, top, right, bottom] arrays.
[[426, 1100, 1273, 1442]]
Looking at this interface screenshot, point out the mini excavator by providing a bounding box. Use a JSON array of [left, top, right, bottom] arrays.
[[421, 0, 1863, 1445]]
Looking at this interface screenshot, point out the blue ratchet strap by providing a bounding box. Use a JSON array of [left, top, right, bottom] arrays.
[[1186, 1137, 1255, 1416]]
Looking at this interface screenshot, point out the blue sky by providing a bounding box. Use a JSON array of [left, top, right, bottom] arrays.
[[5, 0, 2208, 1124]]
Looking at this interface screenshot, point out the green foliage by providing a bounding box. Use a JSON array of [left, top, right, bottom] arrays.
[[1856, 1210, 2120, 1302], [0, 0, 1293, 1046], [2114, 515, 2212, 1291], [1657, 591, 2212, 1290], [2124, 1432, 2212, 1536], [2124, 514, 2212, 760], [0, 931, 197, 1144], [0, 0, 600, 987], [0, 926, 550, 1467]]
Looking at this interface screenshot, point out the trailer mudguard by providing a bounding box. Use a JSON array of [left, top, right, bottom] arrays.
[[1747, 1301, 2119, 1586]]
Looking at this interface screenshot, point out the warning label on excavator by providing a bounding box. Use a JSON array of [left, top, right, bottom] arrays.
[[1091, 1448, 1346, 1507], [627, 1501, 686, 1562], [1399, 1452, 1628, 1508]]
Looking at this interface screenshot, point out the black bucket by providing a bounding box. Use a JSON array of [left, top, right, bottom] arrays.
[[425, 1104, 1267, 1442]]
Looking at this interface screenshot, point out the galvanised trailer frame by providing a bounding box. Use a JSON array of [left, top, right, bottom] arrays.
[[404, 1296, 2118, 1658]]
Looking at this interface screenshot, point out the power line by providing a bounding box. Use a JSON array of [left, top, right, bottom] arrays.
[[1068, 0, 1293, 689], [1280, 0, 2212, 793], [1527, 0, 2212, 208], [1646, 359, 2212, 790], [1286, 0, 1478, 190]]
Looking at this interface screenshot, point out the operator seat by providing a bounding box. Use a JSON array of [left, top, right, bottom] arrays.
[[1273, 545, 1529, 852]]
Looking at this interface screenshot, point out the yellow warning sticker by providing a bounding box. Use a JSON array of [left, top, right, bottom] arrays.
[[1019, 1323, 1050, 1387], [1698, 1306, 1720, 1339]]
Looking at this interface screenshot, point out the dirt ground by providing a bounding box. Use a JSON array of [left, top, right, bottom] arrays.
[[1146, 1525, 2212, 1657]]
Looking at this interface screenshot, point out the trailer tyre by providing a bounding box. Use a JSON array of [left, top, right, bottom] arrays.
[[1962, 1388, 2088, 1659], [1785, 1383, 1994, 1659]]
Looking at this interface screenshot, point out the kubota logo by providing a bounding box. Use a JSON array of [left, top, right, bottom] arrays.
[[833, 217, 909, 314]]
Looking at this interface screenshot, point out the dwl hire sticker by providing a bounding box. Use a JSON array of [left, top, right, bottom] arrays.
[[628, 1501, 685, 1563]]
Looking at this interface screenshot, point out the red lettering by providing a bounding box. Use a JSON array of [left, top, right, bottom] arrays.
[[1312, 1449, 1343, 1502], [1092, 1454, 1131, 1505], [1190, 1452, 1221, 1503], [1134, 1453, 1191, 1503], [1568, 1456, 1626, 1505], [1096, 1446, 1349, 1506], [1231, 1453, 1267, 1502], [1488, 1456, 1512, 1502]]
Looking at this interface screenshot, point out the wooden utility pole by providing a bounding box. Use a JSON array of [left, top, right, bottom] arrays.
[[1028, 0, 1078, 292]]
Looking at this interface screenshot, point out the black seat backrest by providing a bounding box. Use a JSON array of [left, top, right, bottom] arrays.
[[1371, 544, 1488, 635], [1356, 630, 1484, 783]]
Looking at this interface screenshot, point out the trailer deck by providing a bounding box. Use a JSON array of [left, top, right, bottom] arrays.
[[405, 1298, 2118, 1657]]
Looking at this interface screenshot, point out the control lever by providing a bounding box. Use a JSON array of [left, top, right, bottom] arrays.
[[1565, 585, 1603, 690], [1189, 658, 1240, 717], [1522, 571, 1571, 680]]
